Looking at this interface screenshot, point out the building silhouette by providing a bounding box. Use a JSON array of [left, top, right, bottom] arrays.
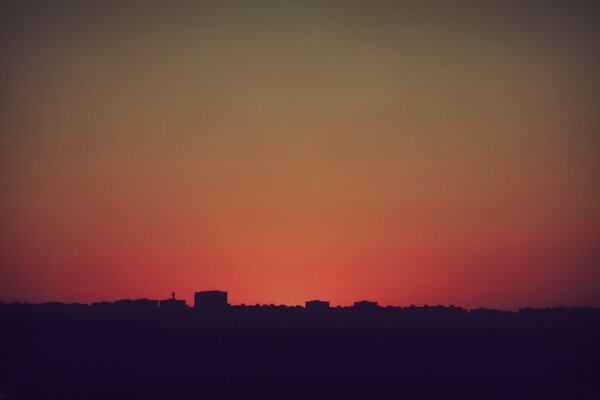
[[113, 298, 158, 317], [305, 300, 330, 311], [194, 290, 228, 311], [160, 292, 187, 311], [352, 300, 379, 311]]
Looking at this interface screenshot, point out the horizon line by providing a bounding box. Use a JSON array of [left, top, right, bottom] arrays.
[[1, 294, 597, 312]]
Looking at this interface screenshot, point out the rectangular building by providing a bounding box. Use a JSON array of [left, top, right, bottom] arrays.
[[194, 290, 228, 310]]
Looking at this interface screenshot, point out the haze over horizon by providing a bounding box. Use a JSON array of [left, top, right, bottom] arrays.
[[1, 1, 599, 309]]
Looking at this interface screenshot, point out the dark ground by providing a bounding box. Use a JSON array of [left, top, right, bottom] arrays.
[[1, 304, 599, 400]]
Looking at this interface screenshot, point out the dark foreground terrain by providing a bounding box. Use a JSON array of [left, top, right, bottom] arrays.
[[1, 303, 599, 399]]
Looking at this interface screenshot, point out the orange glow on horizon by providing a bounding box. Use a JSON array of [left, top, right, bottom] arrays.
[[1, 1, 599, 309]]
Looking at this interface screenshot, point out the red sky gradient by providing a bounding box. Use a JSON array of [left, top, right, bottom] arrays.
[[1, 1, 599, 309]]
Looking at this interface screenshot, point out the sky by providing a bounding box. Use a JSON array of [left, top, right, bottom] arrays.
[[1, 0, 599, 309]]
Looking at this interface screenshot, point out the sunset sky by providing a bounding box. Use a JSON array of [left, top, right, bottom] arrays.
[[1, 1, 599, 309]]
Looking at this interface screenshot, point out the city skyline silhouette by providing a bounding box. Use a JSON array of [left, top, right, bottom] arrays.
[[3, 288, 598, 312], [2, 289, 599, 399], [1, 0, 599, 398]]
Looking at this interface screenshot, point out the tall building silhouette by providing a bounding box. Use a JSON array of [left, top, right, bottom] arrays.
[[194, 290, 228, 311]]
